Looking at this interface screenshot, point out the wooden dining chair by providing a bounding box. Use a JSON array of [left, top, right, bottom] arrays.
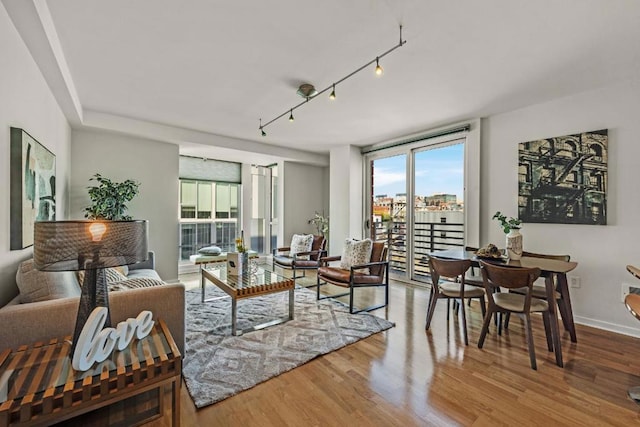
[[624, 292, 640, 404], [478, 261, 553, 370], [426, 256, 486, 345], [503, 251, 574, 342]]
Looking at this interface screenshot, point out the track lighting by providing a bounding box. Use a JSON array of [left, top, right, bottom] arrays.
[[375, 57, 383, 76], [258, 25, 406, 135]]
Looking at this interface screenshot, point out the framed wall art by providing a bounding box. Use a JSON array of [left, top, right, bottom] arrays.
[[518, 129, 607, 225], [10, 127, 56, 249]]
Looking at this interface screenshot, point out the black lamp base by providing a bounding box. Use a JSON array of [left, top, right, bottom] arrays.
[[70, 268, 111, 356]]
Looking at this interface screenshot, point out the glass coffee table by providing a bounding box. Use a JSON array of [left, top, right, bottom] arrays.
[[200, 264, 295, 336]]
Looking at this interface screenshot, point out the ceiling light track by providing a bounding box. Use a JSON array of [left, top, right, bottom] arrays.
[[259, 25, 406, 137]]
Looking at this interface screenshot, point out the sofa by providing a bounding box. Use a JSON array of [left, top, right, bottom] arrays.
[[0, 252, 185, 356]]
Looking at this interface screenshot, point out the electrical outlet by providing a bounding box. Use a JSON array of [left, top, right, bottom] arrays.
[[621, 282, 640, 303], [569, 276, 581, 288]]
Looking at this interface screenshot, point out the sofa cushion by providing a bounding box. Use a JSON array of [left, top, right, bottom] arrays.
[[78, 267, 128, 285], [16, 259, 81, 303], [109, 277, 166, 292], [290, 234, 314, 260], [340, 238, 373, 274]]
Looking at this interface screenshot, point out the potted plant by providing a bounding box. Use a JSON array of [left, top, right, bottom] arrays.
[[308, 212, 329, 237], [84, 173, 140, 220], [492, 211, 523, 260]]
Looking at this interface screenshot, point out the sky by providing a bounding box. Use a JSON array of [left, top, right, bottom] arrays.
[[373, 143, 464, 201]]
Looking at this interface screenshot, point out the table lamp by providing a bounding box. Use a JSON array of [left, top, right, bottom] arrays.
[[33, 220, 148, 354]]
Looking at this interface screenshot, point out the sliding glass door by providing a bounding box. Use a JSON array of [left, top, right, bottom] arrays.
[[366, 137, 466, 283]]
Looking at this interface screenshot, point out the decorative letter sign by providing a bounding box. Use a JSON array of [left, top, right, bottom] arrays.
[[72, 307, 155, 371]]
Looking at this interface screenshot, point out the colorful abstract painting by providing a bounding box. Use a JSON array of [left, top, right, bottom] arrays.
[[10, 127, 56, 249]]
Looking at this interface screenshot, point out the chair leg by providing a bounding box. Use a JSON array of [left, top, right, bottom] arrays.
[[498, 312, 503, 336], [316, 274, 321, 300], [524, 313, 537, 370], [504, 312, 511, 330], [479, 295, 486, 318], [542, 311, 553, 352], [460, 298, 469, 346], [349, 286, 355, 314], [425, 288, 439, 330], [478, 308, 494, 348], [447, 299, 451, 321]]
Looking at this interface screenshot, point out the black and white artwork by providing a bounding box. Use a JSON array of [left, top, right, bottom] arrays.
[[10, 127, 56, 249], [518, 129, 607, 225]]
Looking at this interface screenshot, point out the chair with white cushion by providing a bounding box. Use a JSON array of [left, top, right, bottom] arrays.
[[273, 234, 326, 287], [316, 239, 389, 314]]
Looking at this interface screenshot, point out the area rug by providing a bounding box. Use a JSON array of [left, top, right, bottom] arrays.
[[182, 285, 395, 408]]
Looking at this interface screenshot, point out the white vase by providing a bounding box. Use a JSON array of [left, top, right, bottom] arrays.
[[506, 228, 523, 260]]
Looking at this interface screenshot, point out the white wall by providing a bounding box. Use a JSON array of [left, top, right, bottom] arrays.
[[281, 161, 328, 246], [482, 77, 640, 336], [70, 129, 179, 282], [0, 4, 71, 306], [329, 145, 363, 255]]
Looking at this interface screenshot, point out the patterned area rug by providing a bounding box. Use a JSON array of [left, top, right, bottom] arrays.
[[183, 285, 394, 408]]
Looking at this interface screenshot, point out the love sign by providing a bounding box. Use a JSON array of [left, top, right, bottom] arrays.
[[72, 307, 155, 371]]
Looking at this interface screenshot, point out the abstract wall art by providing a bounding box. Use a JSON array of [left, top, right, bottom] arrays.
[[518, 129, 607, 225], [10, 127, 56, 249]]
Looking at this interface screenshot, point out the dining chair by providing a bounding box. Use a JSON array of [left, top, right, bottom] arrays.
[[624, 292, 640, 404], [478, 261, 553, 370], [426, 256, 486, 345], [503, 251, 573, 342]]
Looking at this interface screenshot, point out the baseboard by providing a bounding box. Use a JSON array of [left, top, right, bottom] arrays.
[[575, 315, 640, 338]]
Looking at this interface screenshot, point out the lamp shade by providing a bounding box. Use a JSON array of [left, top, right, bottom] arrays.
[[34, 220, 148, 271]]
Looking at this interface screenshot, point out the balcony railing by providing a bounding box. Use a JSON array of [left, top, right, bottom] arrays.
[[374, 220, 464, 279]]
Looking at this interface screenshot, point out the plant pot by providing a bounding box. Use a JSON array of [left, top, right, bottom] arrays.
[[506, 228, 523, 260]]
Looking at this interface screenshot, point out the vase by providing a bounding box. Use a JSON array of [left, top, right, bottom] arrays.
[[227, 252, 247, 275], [506, 228, 523, 260]]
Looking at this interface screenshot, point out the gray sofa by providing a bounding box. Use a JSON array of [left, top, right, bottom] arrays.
[[0, 252, 186, 356]]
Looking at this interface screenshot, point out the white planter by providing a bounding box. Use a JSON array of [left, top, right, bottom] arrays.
[[506, 228, 523, 260]]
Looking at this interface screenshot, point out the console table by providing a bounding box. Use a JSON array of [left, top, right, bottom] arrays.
[[0, 319, 181, 426]]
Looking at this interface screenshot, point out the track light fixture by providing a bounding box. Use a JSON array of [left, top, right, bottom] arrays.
[[258, 25, 406, 136], [375, 57, 383, 76], [329, 84, 336, 100]]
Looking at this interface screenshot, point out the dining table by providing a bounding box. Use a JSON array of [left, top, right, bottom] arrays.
[[428, 249, 578, 368]]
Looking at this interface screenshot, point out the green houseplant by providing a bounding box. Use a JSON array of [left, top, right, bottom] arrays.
[[84, 173, 140, 220], [492, 211, 521, 234]]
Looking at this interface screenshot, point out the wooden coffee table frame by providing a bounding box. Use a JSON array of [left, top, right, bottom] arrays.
[[201, 265, 295, 336]]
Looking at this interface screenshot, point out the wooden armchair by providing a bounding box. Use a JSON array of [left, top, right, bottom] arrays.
[[316, 241, 389, 314], [272, 235, 326, 287]]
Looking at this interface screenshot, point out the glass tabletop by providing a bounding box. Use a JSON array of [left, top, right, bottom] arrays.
[[203, 262, 289, 289]]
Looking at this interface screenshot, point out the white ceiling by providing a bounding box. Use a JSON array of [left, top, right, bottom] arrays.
[[5, 0, 640, 164]]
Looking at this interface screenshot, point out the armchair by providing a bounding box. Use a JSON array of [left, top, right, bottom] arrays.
[[316, 240, 389, 314], [272, 234, 327, 287]]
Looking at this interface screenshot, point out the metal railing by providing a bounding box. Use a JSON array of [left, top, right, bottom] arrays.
[[374, 220, 464, 279]]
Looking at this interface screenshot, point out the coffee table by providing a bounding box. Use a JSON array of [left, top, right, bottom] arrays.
[[201, 264, 295, 336]]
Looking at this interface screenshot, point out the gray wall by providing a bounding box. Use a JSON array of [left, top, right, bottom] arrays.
[[0, 4, 71, 306], [281, 161, 329, 247], [70, 129, 179, 282]]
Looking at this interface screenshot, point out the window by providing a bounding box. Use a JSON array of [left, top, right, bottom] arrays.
[[179, 179, 241, 262]]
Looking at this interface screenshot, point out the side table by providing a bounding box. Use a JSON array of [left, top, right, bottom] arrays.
[[0, 319, 181, 426]]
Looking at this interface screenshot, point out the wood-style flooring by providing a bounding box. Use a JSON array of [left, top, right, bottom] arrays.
[[151, 270, 640, 426]]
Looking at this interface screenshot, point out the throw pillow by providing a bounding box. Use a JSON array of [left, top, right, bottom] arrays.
[[290, 234, 314, 260], [340, 238, 373, 274], [108, 277, 166, 292], [78, 267, 128, 286], [198, 245, 222, 255], [16, 259, 81, 303]]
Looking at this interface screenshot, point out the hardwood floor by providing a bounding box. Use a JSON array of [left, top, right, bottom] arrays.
[[152, 270, 640, 426]]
